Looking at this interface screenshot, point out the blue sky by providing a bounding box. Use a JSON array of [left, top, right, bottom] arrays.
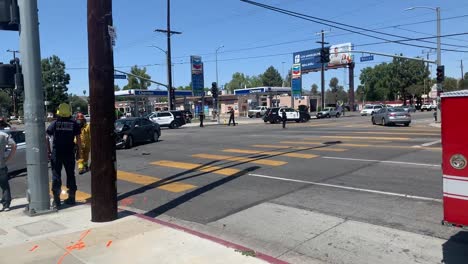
[[1, 0, 467, 96]]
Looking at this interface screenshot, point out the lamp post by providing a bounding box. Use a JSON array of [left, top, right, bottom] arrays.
[[406, 6, 441, 122], [215, 45, 223, 124]]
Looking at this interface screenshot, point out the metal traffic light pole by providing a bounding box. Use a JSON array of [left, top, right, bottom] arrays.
[[316, 30, 329, 110], [18, 0, 53, 215]]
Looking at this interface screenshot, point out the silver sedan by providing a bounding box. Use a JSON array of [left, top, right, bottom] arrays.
[[371, 108, 411, 126]]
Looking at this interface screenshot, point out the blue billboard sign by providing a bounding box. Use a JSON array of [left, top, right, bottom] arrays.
[[234, 88, 266, 95], [191, 56, 204, 96], [292, 78, 302, 98], [293, 48, 322, 73]]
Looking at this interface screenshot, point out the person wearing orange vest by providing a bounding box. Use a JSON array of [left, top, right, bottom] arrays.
[[75, 113, 91, 175]]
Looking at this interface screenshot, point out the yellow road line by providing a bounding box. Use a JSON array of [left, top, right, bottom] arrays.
[[151, 160, 240, 176], [222, 149, 318, 159], [117, 170, 196, 192], [192, 153, 287, 166], [252, 144, 348, 152], [351, 131, 440, 136], [49, 185, 91, 202], [320, 136, 410, 141], [280, 141, 441, 151], [303, 138, 390, 143]]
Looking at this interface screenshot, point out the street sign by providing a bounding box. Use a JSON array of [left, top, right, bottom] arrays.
[[360, 55, 374, 62], [114, 74, 126, 79]]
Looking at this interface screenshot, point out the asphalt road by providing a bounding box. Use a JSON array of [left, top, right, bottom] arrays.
[[10, 111, 461, 242]]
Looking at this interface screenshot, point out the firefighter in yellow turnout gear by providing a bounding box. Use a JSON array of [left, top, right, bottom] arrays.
[[75, 113, 91, 174]]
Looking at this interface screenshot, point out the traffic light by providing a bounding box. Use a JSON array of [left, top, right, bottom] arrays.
[[320, 47, 330, 63], [436, 65, 445, 83], [0, 63, 15, 88], [0, 0, 20, 31], [211, 82, 219, 99]]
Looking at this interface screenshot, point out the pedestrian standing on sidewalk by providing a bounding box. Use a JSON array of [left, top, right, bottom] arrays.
[[199, 112, 205, 127], [75, 113, 91, 175], [282, 109, 287, 129], [0, 130, 16, 211], [228, 107, 236, 126], [46, 103, 82, 209]]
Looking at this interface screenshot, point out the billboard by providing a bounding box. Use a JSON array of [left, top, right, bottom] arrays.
[[191, 56, 204, 96], [292, 43, 353, 72], [293, 48, 322, 73], [328, 43, 353, 68]]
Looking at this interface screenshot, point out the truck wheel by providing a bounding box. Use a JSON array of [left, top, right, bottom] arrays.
[[248, 115, 253, 118], [274, 117, 282, 124]]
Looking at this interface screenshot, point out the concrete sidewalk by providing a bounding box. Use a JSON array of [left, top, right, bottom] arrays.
[[0, 199, 281, 264]]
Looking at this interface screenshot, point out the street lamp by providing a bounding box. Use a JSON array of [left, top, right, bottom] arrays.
[[406, 6, 441, 122], [405, 6, 440, 66], [215, 45, 224, 124], [215, 45, 224, 86]]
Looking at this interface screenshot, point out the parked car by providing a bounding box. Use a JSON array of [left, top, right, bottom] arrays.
[[4, 130, 26, 175], [420, 104, 436, 111], [360, 104, 383, 116], [316, 107, 341, 119], [148, 111, 186, 129], [115, 117, 161, 149], [371, 107, 411, 126], [248, 106, 268, 118], [263, 107, 310, 124], [394, 105, 415, 113]]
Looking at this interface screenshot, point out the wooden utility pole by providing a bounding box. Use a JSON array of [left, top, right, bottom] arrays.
[[87, 0, 117, 222]]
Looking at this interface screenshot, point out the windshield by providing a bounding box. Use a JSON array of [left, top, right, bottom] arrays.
[[115, 119, 134, 127], [388, 108, 406, 112], [254, 106, 262, 110], [364, 105, 373, 109]]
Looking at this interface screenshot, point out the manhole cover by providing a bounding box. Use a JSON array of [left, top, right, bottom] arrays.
[[15, 220, 66, 237]]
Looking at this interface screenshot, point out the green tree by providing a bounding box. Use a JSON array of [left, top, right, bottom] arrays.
[[329, 77, 339, 92], [311, 83, 319, 95], [114, 84, 121, 91], [226, 72, 247, 93], [246, 75, 263, 87], [284, 69, 292, 87], [123, 65, 151, 90], [261, 66, 283, 87], [69, 94, 88, 114], [42, 55, 71, 112], [443, 77, 459, 92], [459, 73, 468, 89], [0, 90, 12, 116]]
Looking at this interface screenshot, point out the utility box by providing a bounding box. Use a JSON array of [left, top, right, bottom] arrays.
[[441, 90, 468, 227]]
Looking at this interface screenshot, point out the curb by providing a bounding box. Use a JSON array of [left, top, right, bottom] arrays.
[[134, 213, 289, 264]]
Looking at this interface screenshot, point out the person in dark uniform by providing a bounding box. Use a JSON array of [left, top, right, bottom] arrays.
[[228, 107, 236, 126], [282, 109, 287, 129], [46, 103, 81, 209], [199, 112, 205, 127]]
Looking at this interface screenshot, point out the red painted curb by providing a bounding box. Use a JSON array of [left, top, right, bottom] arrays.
[[135, 214, 289, 264]]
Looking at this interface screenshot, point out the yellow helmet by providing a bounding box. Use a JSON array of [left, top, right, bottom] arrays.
[[56, 103, 71, 117]]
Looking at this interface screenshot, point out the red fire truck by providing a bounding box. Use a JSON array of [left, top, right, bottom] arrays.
[[441, 90, 468, 228]]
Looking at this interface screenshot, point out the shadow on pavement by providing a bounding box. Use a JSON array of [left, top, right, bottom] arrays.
[[144, 166, 260, 218], [442, 231, 468, 264]]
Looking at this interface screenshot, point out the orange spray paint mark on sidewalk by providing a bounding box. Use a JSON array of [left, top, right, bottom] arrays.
[[106, 240, 113, 248], [29, 245, 39, 252], [57, 229, 91, 264], [119, 197, 135, 207]]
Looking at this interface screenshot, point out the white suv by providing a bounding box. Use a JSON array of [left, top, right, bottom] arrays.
[[360, 105, 383, 116], [148, 111, 186, 129]]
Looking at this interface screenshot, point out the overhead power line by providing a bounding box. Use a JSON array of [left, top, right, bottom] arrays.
[[240, 0, 468, 53]]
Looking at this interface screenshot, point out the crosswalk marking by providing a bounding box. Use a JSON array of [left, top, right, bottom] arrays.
[[117, 171, 196, 192], [49, 185, 91, 202], [251, 144, 348, 152], [351, 131, 440, 136], [192, 153, 287, 166], [151, 160, 240, 176], [279, 141, 441, 151], [320, 135, 410, 141], [222, 149, 318, 159]]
